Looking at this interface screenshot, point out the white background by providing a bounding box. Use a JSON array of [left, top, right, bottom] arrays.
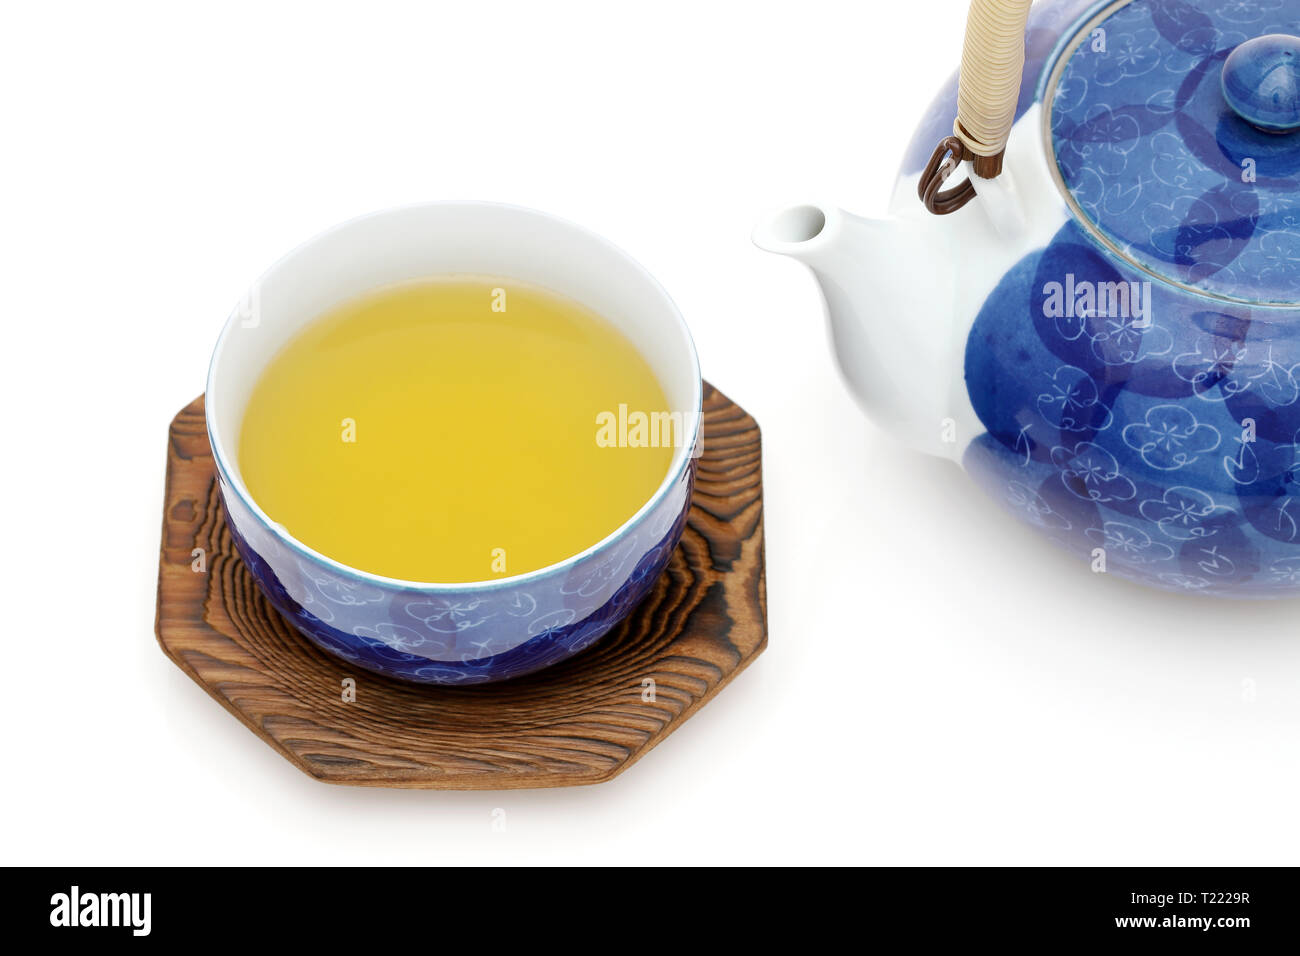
[[5, 0, 1299, 866]]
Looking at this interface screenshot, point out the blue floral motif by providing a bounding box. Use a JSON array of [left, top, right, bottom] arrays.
[[1007, 481, 1074, 530], [1052, 441, 1138, 502], [1092, 312, 1174, 366], [1050, 0, 1300, 303], [1186, 542, 1239, 576], [1172, 333, 1248, 397], [352, 622, 443, 655], [962, 218, 1300, 595], [218, 456, 696, 682], [403, 596, 494, 635], [1267, 555, 1300, 583], [1138, 485, 1232, 538], [961, 215, 1300, 595], [1159, 571, 1214, 591], [945, 0, 1300, 598], [946, 1, 1300, 598], [1095, 26, 1166, 85], [1086, 520, 1176, 563], [1150, 131, 1203, 189], [1122, 404, 1221, 469], [1038, 365, 1117, 431]]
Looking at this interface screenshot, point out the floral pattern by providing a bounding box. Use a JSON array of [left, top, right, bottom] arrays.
[[1121, 404, 1221, 469], [963, 211, 1300, 597], [1050, 0, 1300, 303], [905, 0, 1300, 597], [218, 451, 697, 683]]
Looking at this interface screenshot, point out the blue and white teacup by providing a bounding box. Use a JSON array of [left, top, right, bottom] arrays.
[[205, 202, 701, 684]]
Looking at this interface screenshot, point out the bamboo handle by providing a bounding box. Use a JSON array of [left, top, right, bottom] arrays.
[[955, 0, 1033, 175]]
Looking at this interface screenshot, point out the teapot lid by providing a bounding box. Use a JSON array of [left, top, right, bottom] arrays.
[[1047, 0, 1300, 305]]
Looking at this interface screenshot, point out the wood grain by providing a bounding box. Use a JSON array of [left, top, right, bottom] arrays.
[[155, 383, 766, 789]]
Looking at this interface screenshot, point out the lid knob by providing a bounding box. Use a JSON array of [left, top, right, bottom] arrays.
[[1222, 34, 1300, 134]]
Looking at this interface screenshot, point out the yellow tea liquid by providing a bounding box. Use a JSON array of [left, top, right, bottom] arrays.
[[238, 278, 673, 582]]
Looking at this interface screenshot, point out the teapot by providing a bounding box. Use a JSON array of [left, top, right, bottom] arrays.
[[755, 0, 1300, 598]]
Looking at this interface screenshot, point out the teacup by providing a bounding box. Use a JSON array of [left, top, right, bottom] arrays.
[[206, 202, 701, 684]]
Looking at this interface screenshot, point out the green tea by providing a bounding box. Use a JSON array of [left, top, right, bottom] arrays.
[[238, 278, 673, 582]]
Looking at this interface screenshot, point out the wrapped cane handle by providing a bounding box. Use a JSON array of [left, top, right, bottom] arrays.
[[955, 0, 1034, 174], [919, 0, 1033, 213]]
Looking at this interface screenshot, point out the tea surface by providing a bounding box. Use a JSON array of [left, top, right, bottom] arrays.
[[238, 279, 674, 582]]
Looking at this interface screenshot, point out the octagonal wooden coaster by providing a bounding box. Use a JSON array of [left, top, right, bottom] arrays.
[[155, 383, 766, 789]]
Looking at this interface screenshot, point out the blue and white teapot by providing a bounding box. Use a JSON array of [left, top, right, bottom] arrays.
[[756, 0, 1300, 598]]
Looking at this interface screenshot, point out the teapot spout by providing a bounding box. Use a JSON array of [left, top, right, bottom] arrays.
[[753, 203, 958, 458]]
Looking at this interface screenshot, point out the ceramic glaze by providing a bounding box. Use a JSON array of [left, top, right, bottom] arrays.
[[1222, 33, 1300, 133], [1050, 3, 1300, 303], [221, 462, 695, 683], [208, 202, 702, 682], [759, 0, 1300, 597]]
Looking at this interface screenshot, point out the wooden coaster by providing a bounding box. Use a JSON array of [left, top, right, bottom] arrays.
[[155, 383, 766, 789]]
